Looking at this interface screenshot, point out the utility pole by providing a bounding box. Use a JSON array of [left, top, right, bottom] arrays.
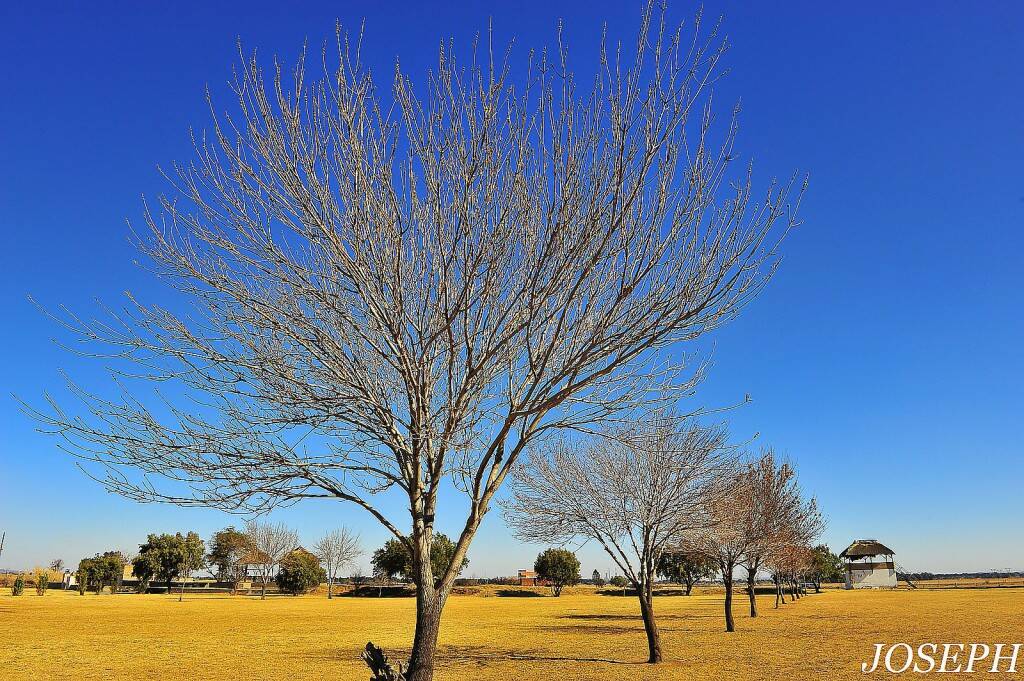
[[0, 531, 5, 562]]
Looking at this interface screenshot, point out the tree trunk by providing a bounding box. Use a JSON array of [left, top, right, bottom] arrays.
[[179, 579, 184, 602], [746, 567, 757, 618], [327, 577, 333, 599], [261, 578, 267, 600], [723, 572, 735, 632], [406, 587, 445, 681], [684, 576, 694, 596], [637, 586, 663, 663]]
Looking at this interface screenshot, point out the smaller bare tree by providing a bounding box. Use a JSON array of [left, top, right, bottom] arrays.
[[688, 465, 759, 633], [505, 417, 734, 663], [244, 521, 298, 600], [314, 528, 363, 599], [764, 495, 824, 607], [738, 451, 805, 618]]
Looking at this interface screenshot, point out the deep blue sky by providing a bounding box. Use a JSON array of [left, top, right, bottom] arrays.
[[2, 2, 1021, 576]]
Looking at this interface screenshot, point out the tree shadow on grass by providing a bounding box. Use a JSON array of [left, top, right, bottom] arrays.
[[559, 612, 720, 622], [304, 644, 644, 668], [494, 589, 545, 597], [438, 644, 644, 667]]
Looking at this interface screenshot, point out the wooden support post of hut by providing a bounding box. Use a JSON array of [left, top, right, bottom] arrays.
[[840, 539, 897, 589]]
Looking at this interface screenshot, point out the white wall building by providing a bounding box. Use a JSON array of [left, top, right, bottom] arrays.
[[841, 539, 897, 588]]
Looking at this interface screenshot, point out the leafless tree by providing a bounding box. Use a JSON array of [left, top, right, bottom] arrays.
[[26, 4, 802, 678], [763, 495, 824, 607], [687, 465, 759, 633], [504, 417, 734, 663], [693, 453, 822, 629], [314, 527, 363, 598], [244, 521, 298, 599], [738, 450, 804, 619]]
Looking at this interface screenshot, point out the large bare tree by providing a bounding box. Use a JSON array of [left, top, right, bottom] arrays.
[[504, 417, 734, 663], [27, 5, 802, 678]]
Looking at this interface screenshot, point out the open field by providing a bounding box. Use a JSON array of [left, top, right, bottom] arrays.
[[2, 585, 1022, 679]]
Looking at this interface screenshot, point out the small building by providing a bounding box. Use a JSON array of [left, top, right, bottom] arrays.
[[840, 539, 897, 589], [517, 569, 549, 587]]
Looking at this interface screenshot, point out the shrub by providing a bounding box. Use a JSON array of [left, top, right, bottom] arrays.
[[12, 575, 25, 596], [276, 548, 327, 595], [33, 568, 49, 595]]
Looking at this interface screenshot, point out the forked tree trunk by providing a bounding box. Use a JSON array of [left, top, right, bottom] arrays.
[[637, 580, 663, 663], [746, 567, 757, 618], [723, 571, 735, 632], [684, 575, 694, 596]]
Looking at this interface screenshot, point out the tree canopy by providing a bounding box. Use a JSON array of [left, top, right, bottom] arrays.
[[135, 532, 205, 593], [206, 526, 250, 586], [276, 548, 327, 595], [534, 549, 581, 597], [371, 534, 468, 586]]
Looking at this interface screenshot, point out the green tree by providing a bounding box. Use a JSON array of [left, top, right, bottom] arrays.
[[11, 574, 25, 596], [591, 569, 605, 587], [75, 562, 89, 595], [136, 532, 205, 600], [97, 552, 127, 593], [371, 534, 469, 586], [177, 532, 205, 601], [34, 568, 50, 595], [534, 549, 580, 596], [657, 550, 715, 596], [276, 548, 327, 595], [809, 544, 843, 592], [78, 552, 126, 594], [131, 551, 161, 593], [207, 526, 250, 592], [609, 575, 629, 595]]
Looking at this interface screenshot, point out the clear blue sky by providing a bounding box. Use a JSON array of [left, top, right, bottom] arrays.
[[2, 1, 1021, 576]]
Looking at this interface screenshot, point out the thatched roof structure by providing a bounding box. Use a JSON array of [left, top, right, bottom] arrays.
[[840, 539, 895, 559]]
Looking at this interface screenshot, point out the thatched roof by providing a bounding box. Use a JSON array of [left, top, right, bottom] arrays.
[[841, 539, 895, 558]]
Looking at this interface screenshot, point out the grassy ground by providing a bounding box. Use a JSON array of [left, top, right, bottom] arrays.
[[2, 585, 1022, 679]]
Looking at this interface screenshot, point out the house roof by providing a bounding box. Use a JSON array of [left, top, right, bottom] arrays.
[[840, 539, 895, 558]]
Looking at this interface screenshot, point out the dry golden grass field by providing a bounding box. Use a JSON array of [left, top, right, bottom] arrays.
[[2, 585, 1022, 679]]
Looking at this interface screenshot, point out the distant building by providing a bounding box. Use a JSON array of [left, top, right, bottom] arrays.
[[517, 569, 549, 587], [840, 539, 897, 589]]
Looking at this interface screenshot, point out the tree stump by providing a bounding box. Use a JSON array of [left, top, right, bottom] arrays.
[[361, 642, 406, 681]]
